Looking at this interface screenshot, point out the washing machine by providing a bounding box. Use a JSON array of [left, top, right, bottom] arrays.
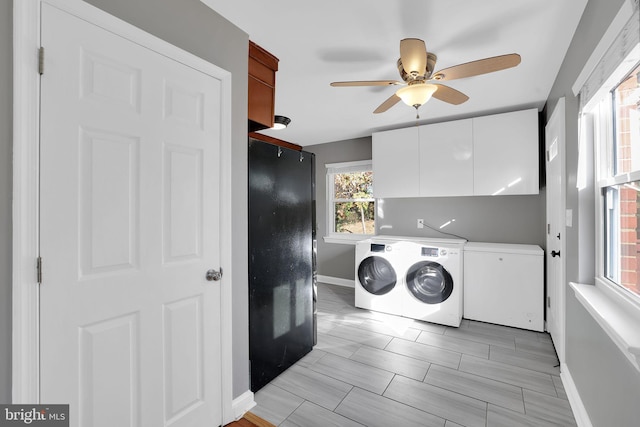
[[355, 238, 408, 316], [400, 238, 466, 327]]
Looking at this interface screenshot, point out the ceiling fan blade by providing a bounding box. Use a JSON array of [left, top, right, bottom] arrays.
[[373, 94, 402, 114], [400, 38, 427, 76], [330, 80, 403, 87], [432, 53, 521, 81], [432, 84, 469, 105]]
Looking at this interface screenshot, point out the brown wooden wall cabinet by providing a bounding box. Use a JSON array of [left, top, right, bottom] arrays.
[[248, 41, 279, 131]]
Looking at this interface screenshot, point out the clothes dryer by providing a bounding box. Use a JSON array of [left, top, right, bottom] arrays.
[[400, 238, 465, 327]]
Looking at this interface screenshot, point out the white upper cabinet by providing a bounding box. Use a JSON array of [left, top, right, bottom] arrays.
[[419, 119, 473, 197], [372, 126, 420, 198], [371, 108, 539, 198], [473, 108, 539, 195]]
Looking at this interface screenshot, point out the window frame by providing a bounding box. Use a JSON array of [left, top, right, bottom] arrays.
[[324, 160, 376, 244], [573, 2, 640, 373], [593, 57, 640, 310], [582, 51, 640, 373]]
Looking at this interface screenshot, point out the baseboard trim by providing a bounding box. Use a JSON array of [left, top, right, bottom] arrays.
[[317, 275, 354, 288], [232, 390, 256, 420], [561, 364, 593, 427]]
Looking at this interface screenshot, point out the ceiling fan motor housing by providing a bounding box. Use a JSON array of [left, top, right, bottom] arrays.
[[397, 52, 438, 82]]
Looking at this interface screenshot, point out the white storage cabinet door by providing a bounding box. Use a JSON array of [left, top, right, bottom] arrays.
[[473, 109, 539, 195], [372, 126, 420, 198], [464, 250, 544, 331], [419, 119, 473, 197]]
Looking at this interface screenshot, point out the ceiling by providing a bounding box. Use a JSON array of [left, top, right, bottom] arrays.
[[201, 0, 587, 146]]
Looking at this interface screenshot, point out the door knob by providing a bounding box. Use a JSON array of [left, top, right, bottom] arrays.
[[551, 250, 561, 258], [206, 268, 222, 281]]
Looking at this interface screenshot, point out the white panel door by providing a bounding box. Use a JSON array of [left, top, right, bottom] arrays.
[[545, 98, 566, 364], [419, 119, 473, 197], [372, 126, 420, 198], [40, 4, 222, 427]]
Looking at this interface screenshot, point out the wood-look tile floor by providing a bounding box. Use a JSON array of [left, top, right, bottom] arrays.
[[252, 283, 577, 427]]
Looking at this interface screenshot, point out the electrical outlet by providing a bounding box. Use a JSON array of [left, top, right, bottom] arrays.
[[417, 219, 424, 229]]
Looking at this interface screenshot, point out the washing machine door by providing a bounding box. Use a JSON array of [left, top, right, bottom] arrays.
[[357, 256, 397, 295], [406, 261, 453, 304]]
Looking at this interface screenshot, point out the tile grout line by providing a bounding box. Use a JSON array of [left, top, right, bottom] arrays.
[[458, 353, 560, 395], [422, 362, 432, 382], [380, 373, 396, 397], [370, 378, 450, 425], [279, 398, 306, 427], [385, 373, 492, 426], [328, 384, 364, 426]]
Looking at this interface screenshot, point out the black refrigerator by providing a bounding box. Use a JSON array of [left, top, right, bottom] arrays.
[[248, 138, 316, 392]]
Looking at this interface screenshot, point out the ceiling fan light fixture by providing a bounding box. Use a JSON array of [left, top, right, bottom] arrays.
[[396, 84, 437, 108], [272, 115, 291, 130]]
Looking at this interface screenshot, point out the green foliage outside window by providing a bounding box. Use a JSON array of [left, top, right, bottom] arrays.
[[333, 171, 375, 234]]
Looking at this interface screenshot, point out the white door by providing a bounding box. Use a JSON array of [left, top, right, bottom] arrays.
[[40, 4, 222, 426], [545, 98, 566, 364]]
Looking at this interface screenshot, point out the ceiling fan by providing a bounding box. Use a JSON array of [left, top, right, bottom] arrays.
[[330, 38, 521, 118]]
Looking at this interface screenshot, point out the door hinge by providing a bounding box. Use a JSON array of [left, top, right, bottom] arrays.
[[547, 224, 550, 234], [38, 47, 44, 75], [36, 256, 42, 284], [547, 296, 551, 308]]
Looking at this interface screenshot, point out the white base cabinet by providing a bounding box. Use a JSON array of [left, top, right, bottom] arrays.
[[463, 242, 544, 332]]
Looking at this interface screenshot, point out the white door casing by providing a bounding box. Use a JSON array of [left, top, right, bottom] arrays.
[[545, 97, 567, 365], [13, 0, 235, 423]]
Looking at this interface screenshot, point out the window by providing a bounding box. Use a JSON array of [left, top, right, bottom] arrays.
[[325, 160, 375, 243], [600, 63, 640, 299], [575, 3, 640, 372]]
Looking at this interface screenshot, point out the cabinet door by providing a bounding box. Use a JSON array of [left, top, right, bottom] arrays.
[[419, 119, 473, 197], [473, 109, 539, 195], [248, 41, 278, 131], [248, 73, 275, 129], [372, 127, 420, 198], [463, 251, 544, 331]]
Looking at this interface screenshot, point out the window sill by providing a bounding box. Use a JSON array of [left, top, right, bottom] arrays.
[[570, 281, 640, 372], [323, 235, 373, 245]]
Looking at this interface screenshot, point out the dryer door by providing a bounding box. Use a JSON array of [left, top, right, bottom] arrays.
[[357, 256, 397, 295], [406, 261, 453, 304]]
